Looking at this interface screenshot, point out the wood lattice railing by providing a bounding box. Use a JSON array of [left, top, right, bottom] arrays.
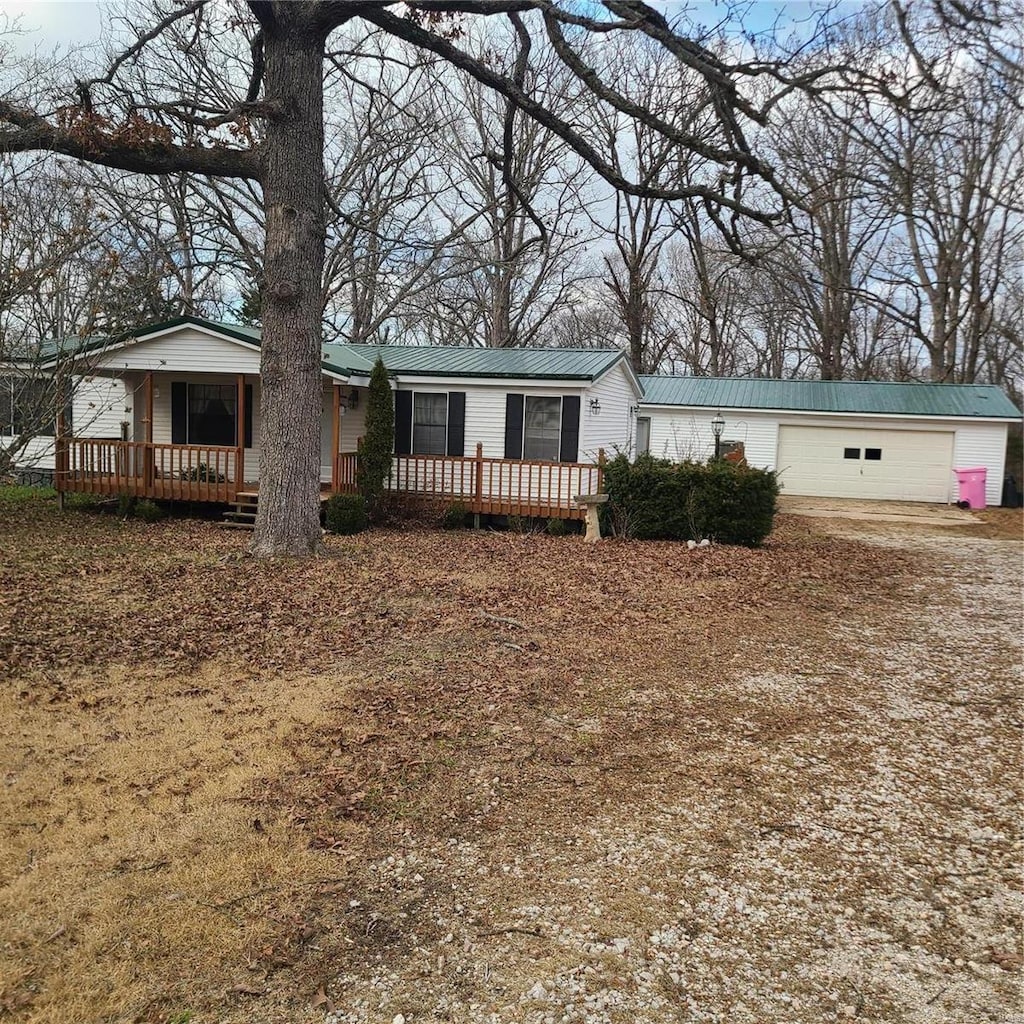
[[333, 443, 604, 520], [56, 439, 242, 503]]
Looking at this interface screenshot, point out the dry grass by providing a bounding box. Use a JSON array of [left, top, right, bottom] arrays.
[[0, 663, 359, 1023], [0, 489, 1019, 1023]]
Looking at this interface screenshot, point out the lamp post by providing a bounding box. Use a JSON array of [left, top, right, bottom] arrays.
[[711, 411, 725, 461]]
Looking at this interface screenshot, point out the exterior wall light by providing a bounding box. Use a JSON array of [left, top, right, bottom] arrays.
[[711, 411, 725, 461]]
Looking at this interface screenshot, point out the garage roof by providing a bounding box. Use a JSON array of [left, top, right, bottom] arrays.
[[639, 376, 1021, 420]]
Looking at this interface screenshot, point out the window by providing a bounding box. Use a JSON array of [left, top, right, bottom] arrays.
[[0, 376, 57, 436], [844, 447, 860, 460], [865, 448, 882, 461], [636, 416, 651, 456], [523, 396, 562, 461], [412, 393, 448, 455], [172, 382, 252, 447], [188, 383, 237, 446]]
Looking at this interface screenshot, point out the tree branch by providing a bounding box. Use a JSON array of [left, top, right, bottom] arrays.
[[0, 101, 260, 180], [359, 6, 790, 218]]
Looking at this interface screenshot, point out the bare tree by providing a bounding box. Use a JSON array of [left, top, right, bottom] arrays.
[[0, 0, 850, 557]]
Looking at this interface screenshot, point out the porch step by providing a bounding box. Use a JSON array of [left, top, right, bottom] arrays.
[[220, 497, 258, 530]]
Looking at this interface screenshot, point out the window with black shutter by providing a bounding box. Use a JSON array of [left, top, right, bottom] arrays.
[[412, 393, 447, 454], [523, 396, 561, 461]]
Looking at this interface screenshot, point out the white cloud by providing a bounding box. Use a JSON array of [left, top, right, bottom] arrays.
[[1, 1, 108, 53]]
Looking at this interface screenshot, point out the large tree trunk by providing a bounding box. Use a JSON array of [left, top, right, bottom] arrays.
[[251, 10, 327, 558]]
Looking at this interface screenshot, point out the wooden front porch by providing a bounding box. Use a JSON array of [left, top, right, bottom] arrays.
[[56, 438, 247, 503], [55, 439, 604, 520], [334, 444, 604, 520]]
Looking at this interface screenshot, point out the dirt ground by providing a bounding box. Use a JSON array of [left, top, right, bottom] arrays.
[[0, 493, 1020, 1024]]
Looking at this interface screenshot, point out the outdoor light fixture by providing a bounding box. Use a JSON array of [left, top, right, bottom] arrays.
[[711, 411, 725, 461], [589, 398, 601, 415], [348, 389, 360, 409]]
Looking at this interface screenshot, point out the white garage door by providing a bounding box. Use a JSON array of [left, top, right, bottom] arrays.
[[777, 425, 955, 502]]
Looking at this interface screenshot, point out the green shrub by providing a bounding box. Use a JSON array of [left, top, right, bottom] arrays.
[[181, 462, 225, 483], [440, 500, 469, 530], [64, 491, 103, 511], [602, 453, 778, 547], [135, 499, 166, 523], [325, 493, 369, 535], [546, 517, 568, 536], [358, 357, 394, 519]]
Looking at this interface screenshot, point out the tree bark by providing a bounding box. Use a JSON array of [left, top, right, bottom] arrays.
[[250, 9, 327, 557]]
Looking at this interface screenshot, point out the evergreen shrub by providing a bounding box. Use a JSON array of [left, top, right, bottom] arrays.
[[325, 493, 369, 535], [358, 357, 394, 520], [602, 453, 778, 547]]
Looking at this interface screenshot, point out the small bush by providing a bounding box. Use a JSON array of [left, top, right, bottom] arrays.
[[135, 499, 167, 523], [181, 463, 225, 483], [507, 514, 537, 534], [325, 493, 369, 535], [117, 493, 137, 518], [546, 517, 568, 536], [602, 453, 778, 547], [64, 491, 104, 511], [440, 500, 469, 530]]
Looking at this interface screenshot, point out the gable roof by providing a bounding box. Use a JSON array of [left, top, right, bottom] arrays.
[[639, 375, 1021, 421], [40, 316, 633, 385]]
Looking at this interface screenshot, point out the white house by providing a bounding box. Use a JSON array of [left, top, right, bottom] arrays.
[[28, 316, 642, 519], [637, 376, 1020, 507], [7, 317, 1020, 511]]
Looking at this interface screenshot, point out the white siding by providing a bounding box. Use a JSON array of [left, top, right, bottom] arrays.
[[953, 421, 1009, 506], [4, 435, 54, 470], [147, 372, 262, 484], [92, 327, 262, 375], [396, 381, 589, 460], [323, 381, 369, 484], [5, 376, 127, 471], [73, 376, 128, 438], [645, 407, 778, 467], [640, 403, 1012, 506], [581, 362, 639, 461]]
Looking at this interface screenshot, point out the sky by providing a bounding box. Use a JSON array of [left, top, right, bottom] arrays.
[[1, 1, 870, 55]]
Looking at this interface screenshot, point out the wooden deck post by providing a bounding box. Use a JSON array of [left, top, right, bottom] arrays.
[[142, 370, 155, 495], [236, 373, 246, 490], [474, 442, 484, 527], [55, 376, 69, 511], [597, 447, 606, 492], [331, 384, 342, 492]]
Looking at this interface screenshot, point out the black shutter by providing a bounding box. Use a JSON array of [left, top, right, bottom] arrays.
[[559, 395, 580, 462], [244, 383, 253, 448], [394, 390, 412, 454], [171, 382, 187, 443], [446, 392, 466, 456], [504, 394, 524, 459]]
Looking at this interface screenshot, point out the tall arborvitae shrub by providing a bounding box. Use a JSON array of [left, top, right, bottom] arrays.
[[358, 357, 394, 518], [602, 453, 779, 547]]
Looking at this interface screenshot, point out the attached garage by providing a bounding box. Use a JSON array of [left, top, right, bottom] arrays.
[[776, 425, 955, 502], [638, 376, 1021, 506]]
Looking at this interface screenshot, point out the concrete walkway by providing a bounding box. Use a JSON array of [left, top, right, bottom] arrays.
[[778, 495, 978, 526]]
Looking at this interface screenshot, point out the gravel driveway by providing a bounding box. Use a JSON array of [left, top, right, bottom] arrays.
[[319, 520, 1022, 1024]]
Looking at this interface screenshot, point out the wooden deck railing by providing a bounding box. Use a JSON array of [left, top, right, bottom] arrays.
[[57, 439, 242, 503], [333, 444, 604, 520]]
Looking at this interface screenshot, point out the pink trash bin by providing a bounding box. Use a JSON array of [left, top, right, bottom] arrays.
[[953, 467, 987, 509]]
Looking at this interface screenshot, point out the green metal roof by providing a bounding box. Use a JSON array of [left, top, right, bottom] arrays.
[[639, 375, 1021, 420], [342, 343, 626, 381], [35, 316, 627, 382]]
